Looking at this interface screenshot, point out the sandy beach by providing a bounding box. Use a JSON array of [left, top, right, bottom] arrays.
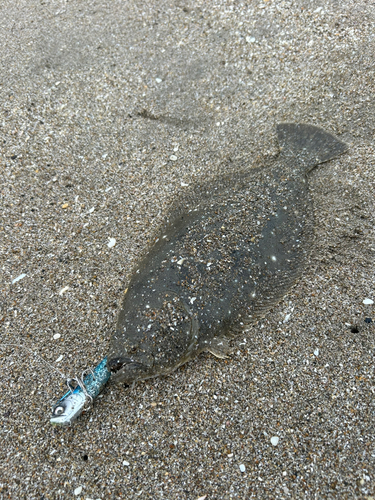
[[0, 0, 374, 498]]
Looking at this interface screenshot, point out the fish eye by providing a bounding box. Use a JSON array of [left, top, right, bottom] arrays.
[[54, 406, 65, 416]]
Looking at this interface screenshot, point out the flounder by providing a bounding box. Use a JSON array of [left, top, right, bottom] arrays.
[[107, 123, 348, 383]]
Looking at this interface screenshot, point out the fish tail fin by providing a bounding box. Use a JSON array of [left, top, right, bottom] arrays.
[[276, 123, 348, 172]]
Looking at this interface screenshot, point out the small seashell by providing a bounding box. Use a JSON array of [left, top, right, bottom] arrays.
[[108, 238, 116, 248], [12, 273, 27, 284], [283, 313, 291, 323], [270, 436, 279, 446], [74, 486, 82, 496]]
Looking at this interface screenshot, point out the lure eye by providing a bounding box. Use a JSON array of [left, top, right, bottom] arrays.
[[54, 406, 65, 416]]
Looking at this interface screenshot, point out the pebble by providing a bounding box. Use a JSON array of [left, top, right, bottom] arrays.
[[12, 273, 27, 284], [53, 333, 61, 340], [155, 78, 162, 83], [239, 464, 246, 473], [364, 318, 372, 323], [363, 298, 374, 305], [246, 36, 256, 43], [61, 203, 69, 209], [123, 460, 130, 466], [108, 237, 116, 248], [170, 155, 178, 161], [314, 348, 319, 356], [74, 486, 83, 496], [270, 436, 279, 446]]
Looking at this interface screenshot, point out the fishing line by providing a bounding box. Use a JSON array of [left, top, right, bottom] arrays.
[[0, 342, 68, 380], [0, 343, 94, 401]]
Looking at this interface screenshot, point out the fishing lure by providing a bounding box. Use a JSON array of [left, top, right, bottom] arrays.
[[50, 359, 111, 426]]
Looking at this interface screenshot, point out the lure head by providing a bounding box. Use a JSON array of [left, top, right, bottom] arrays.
[[50, 390, 86, 426]]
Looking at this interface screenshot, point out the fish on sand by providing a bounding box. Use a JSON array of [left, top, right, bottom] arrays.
[[51, 123, 348, 425], [107, 123, 348, 382]]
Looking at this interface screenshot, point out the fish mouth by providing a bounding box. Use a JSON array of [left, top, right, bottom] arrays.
[[107, 356, 134, 373], [107, 356, 147, 379]]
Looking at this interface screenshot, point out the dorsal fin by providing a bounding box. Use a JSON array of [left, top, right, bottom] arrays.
[[277, 123, 348, 172]]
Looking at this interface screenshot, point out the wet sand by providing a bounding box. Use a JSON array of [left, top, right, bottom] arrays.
[[0, 0, 374, 498]]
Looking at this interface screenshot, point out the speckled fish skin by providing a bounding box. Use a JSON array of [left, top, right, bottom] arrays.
[[107, 124, 348, 383]]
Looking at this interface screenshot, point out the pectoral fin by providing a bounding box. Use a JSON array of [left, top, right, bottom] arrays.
[[206, 337, 232, 359]]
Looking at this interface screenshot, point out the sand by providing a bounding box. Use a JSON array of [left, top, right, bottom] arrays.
[[0, 0, 374, 498]]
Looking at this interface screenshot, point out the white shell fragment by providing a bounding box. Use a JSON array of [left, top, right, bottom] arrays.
[[363, 298, 374, 305], [271, 436, 279, 446], [59, 286, 70, 296], [314, 348, 319, 356], [12, 273, 27, 284], [123, 460, 130, 466], [155, 77, 162, 83], [239, 464, 246, 473], [55, 355, 63, 363], [53, 333, 61, 340], [170, 155, 178, 161], [108, 237, 116, 248], [283, 313, 291, 323], [74, 486, 82, 496]]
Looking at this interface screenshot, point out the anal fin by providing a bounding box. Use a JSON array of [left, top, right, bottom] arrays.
[[206, 337, 232, 359]]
